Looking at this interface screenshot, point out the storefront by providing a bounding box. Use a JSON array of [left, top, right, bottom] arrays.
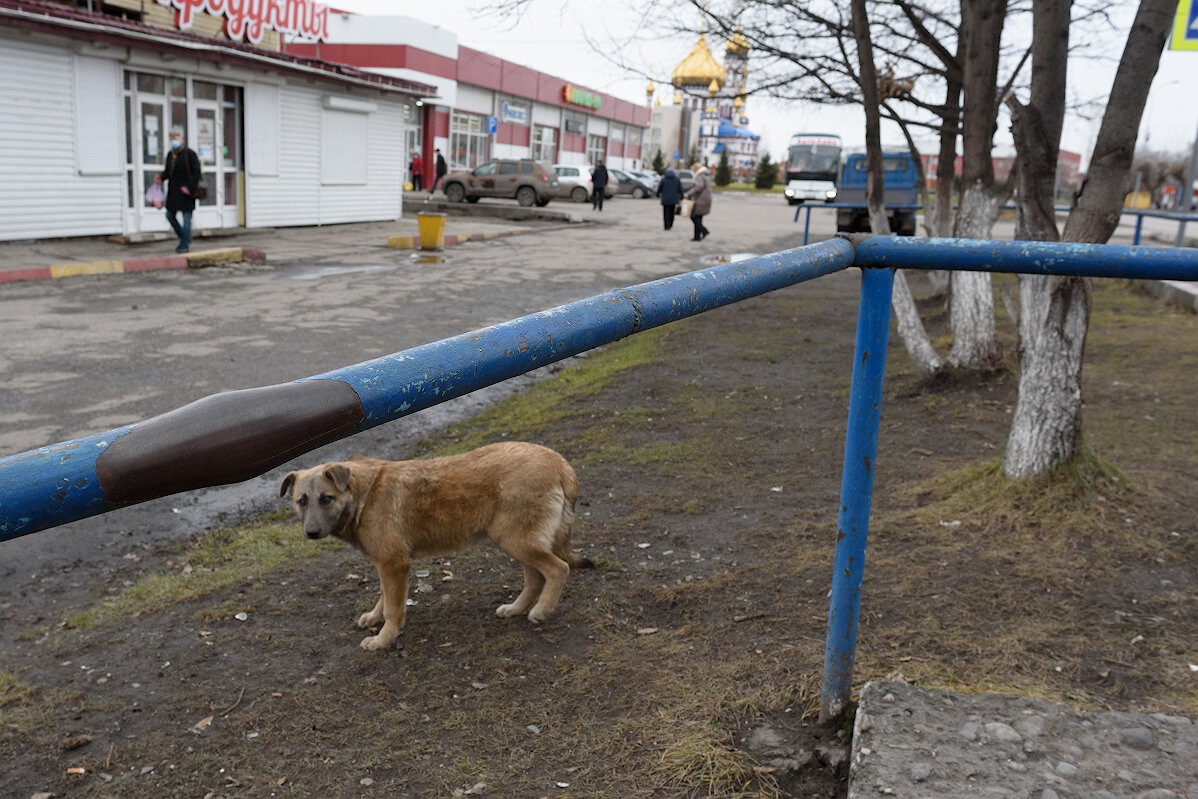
[[0, 0, 435, 242], [284, 13, 650, 177]]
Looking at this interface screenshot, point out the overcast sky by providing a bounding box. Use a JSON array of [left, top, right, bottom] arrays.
[[329, 0, 1197, 168]]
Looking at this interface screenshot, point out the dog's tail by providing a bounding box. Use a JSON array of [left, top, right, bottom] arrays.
[[554, 460, 594, 570]]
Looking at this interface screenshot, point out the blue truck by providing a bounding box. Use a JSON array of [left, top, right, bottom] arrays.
[[834, 151, 920, 236]]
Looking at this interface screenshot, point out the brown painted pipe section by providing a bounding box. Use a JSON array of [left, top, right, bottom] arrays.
[[95, 380, 363, 505]]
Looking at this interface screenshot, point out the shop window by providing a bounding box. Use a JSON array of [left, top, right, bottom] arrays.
[[194, 81, 219, 101], [532, 125, 556, 165], [450, 111, 490, 169], [586, 134, 606, 164]]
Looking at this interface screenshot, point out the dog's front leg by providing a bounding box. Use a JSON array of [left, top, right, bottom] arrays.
[[357, 594, 384, 630], [361, 559, 409, 651]]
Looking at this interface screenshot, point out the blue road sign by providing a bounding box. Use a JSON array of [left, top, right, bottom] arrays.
[[673, 149, 681, 160], [486, 115, 498, 134]]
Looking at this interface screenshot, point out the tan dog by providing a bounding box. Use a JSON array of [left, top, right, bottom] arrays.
[[280, 441, 591, 651]]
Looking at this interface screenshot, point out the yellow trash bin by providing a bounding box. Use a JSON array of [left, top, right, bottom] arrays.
[[417, 212, 447, 251]]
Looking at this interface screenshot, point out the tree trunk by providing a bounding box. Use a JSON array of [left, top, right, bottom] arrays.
[[854, 0, 943, 378], [948, 0, 1007, 367], [1004, 0, 1175, 478]]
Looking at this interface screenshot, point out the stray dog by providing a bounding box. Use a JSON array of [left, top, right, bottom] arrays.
[[280, 442, 591, 651]]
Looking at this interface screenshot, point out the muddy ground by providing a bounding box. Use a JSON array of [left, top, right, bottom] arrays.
[[1, 269, 1195, 798]]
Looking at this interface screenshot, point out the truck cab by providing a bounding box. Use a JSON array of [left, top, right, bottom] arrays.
[[835, 152, 920, 236]]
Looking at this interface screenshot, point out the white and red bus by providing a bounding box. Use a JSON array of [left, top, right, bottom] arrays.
[[784, 133, 843, 206]]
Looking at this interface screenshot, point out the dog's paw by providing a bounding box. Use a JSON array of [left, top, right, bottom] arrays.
[[360, 634, 393, 651], [357, 611, 382, 629], [495, 602, 523, 618], [527, 608, 551, 624]]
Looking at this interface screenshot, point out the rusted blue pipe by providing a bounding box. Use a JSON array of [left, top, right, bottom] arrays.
[[819, 265, 895, 723], [0, 239, 855, 540]]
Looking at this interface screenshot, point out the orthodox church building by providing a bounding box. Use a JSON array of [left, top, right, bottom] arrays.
[[645, 28, 760, 179]]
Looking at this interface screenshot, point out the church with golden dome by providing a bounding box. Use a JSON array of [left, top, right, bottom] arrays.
[[645, 26, 760, 179]]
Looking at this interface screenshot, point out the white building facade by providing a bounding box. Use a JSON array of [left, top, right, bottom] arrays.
[[0, 0, 434, 242]]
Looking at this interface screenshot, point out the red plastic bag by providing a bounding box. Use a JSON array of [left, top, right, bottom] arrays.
[[144, 182, 164, 209]]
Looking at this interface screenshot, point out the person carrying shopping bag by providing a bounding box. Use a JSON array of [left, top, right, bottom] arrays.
[[684, 163, 713, 241]]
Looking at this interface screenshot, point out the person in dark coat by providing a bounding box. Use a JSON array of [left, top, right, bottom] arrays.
[[154, 127, 202, 253], [655, 168, 684, 230], [591, 160, 609, 211], [432, 149, 447, 194]]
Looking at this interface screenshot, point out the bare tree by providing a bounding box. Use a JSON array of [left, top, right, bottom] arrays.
[[1003, 0, 1177, 478]]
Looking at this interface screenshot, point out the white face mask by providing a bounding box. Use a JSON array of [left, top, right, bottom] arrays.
[[170, 139, 182, 150]]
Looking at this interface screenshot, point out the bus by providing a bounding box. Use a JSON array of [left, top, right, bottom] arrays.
[[784, 133, 843, 206]]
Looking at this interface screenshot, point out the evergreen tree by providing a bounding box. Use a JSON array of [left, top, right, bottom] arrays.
[[651, 148, 666, 175], [714, 149, 733, 186], [755, 152, 777, 189]]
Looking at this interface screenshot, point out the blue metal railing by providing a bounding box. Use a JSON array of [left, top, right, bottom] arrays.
[[2, 236, 1197, 723], [793, 201, 1198, 247]]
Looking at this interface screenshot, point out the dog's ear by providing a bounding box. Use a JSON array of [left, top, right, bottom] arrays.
[[279, 471, 297, 498], [325, 463, 352, 492]]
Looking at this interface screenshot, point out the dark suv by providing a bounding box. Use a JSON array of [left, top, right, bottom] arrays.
[[440, 159, 558, 207]]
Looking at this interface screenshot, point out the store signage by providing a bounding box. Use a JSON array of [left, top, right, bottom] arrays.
[[563, 84, 602, 110], [501, 101, 528, 125], [564, 118, 585, 134], [155, 0, 331, 45]]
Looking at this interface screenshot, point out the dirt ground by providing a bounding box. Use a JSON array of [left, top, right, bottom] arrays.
[[1, 268, 1195, 798]]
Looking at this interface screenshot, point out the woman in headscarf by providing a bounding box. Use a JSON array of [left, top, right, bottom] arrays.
[[684, 163, 712, 241]]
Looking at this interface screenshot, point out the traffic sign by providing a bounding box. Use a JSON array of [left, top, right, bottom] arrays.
[[1171, 0, 1198, 51], [673, 149, 681, 160], [486, 115, 498, 134]]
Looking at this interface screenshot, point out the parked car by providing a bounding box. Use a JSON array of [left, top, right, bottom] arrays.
[[440, 159, 558, 207], [675, 169, 695, 192], [552, 164, 616, 203], [631, 169, 662, 193], [610, 168, 654, 199]]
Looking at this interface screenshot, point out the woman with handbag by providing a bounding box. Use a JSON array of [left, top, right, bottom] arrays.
[[154, 127, 202, 253], [684, 163, 713, 241]]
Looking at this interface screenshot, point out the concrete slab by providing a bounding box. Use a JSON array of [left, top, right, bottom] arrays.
[[850, 681, 1197, 799]]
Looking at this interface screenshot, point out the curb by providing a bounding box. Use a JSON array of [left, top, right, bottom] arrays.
[[0, 247, 267, 286], [387, 223, 581, 251]]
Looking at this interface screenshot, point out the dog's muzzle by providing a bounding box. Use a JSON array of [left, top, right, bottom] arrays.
[[305, 530, 324, 540]]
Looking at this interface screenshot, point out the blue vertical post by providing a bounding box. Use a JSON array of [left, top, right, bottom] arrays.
[[1133, 213, 1144, 246], [820, 265, 895, 723], [803, 205, 813, 246]]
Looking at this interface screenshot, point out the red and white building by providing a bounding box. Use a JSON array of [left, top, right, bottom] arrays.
[[284, 12, 650, 182], [0, 0, 649, 243]]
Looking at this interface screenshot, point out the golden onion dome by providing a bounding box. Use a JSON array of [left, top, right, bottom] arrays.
[[646, 81, 655, 95], [654, 96, 661, 106], [673, 90, 682, 105], [733, 95, 743, 108], [708, 79, 719, 96], [726, 26, 750, 56], [670, 33, 727, 90]]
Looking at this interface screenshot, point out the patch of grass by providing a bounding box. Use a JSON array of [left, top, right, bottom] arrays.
[[0, 670, 34, 710], [63, 516, 338, 631]]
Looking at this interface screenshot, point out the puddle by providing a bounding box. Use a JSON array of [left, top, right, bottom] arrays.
[[698, 253, 760, 266], [409, 252, 450, 265], [285, 264, 398, 280]]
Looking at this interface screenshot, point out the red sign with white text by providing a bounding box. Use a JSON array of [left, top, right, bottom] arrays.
[[156, 0, 330, 44]]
